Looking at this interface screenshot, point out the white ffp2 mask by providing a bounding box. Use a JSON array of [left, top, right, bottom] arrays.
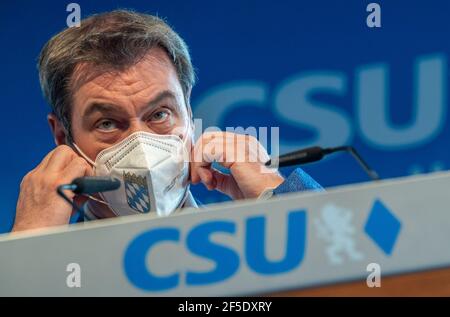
[[74, 131, 190, 217]]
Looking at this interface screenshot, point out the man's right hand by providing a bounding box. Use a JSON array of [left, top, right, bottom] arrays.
[[12, 145, 93, 232]]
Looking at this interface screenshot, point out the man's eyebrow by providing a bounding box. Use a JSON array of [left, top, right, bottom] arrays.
[[83, 103, 124, 118], [82, 90, 179, 118], [148, 90, 178, 108]]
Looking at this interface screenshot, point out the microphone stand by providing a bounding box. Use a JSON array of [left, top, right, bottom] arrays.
[[57, 177, 121, 220], [57, 184, 87, 220], [266, 145, 380, 181]]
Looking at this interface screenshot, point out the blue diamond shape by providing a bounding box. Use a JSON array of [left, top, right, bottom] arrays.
[[364, 199, 402, 255]]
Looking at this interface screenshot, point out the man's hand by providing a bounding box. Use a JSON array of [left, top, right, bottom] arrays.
[[12, 145, 93, 232], [190, 132, 284, 200]]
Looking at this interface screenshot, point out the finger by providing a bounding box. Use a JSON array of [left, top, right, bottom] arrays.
[[221, 134, 268, 165], [190, 132, 247, 183], [197, 167, 216, 190], [60, 157, 93, 183], [45, 145, 80, 173], [190, 134, 216, 183], [191, 137, 225, 185], [211, 169, 243, 199], [192, 135, 229, 165], [83, 162, 94, 177], [202, 132, 259, 164], [190, 145, 202, 184], [53, 157, 92, 201], [36, 147, 57, 170]]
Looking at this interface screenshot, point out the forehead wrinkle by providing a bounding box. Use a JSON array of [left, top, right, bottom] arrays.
[[86, 60, 175, 98], [71, 49, 186, 118], [70, 48, 176, 95], [89, 75, 155, 99]]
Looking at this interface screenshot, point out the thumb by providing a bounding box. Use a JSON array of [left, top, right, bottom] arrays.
[[197, 167, 216, 190]]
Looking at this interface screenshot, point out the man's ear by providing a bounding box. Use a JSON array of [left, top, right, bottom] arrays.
[[47, 113, 67, 146]]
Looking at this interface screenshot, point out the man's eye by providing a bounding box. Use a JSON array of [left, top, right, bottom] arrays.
[[150, 110, 169, 122], [96, 119, 117, 131]]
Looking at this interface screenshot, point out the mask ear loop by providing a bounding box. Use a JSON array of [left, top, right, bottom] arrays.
[[72, 143, 96, 166], [71, 143, 111, 208]]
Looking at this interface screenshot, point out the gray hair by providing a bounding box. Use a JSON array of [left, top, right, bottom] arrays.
[[38, 9, 196, 142]]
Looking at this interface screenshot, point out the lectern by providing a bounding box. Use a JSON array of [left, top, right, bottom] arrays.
[[1, 171, 450, 296]]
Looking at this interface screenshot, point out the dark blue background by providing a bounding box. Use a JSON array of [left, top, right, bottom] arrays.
[[0, 0, 449, 233]]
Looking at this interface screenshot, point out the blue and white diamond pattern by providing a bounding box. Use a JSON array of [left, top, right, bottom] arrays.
[[125, 180, 150, 213]]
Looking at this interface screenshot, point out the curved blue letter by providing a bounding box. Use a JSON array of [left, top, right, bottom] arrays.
[[124, 228, 180, 291], [246, 210, 307, 274], [186, 221, 239, 285]]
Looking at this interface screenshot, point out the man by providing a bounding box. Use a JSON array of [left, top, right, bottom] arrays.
[[12, 10, 322, 232]]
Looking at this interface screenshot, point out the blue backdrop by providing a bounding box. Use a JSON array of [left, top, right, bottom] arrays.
[[1, 0, 449, 233]]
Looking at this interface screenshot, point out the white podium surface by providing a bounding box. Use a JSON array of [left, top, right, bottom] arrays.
[[1, 172, 450, 296]]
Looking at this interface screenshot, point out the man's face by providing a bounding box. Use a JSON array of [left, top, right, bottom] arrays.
[[69, 48, 192, 162]]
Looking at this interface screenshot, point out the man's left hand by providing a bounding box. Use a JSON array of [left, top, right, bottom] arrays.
[[190, 132, 284, 200]]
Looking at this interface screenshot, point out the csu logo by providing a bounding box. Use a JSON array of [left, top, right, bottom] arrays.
[[123, 210, 306, 291], [194, 53, 447, 152]]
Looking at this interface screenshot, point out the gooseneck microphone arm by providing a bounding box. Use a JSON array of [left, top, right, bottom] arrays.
[[56, 184, 81, 213], [326, 146, 380, 181], [265, 145, 380, 181], [57, 177, 121, 217]]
